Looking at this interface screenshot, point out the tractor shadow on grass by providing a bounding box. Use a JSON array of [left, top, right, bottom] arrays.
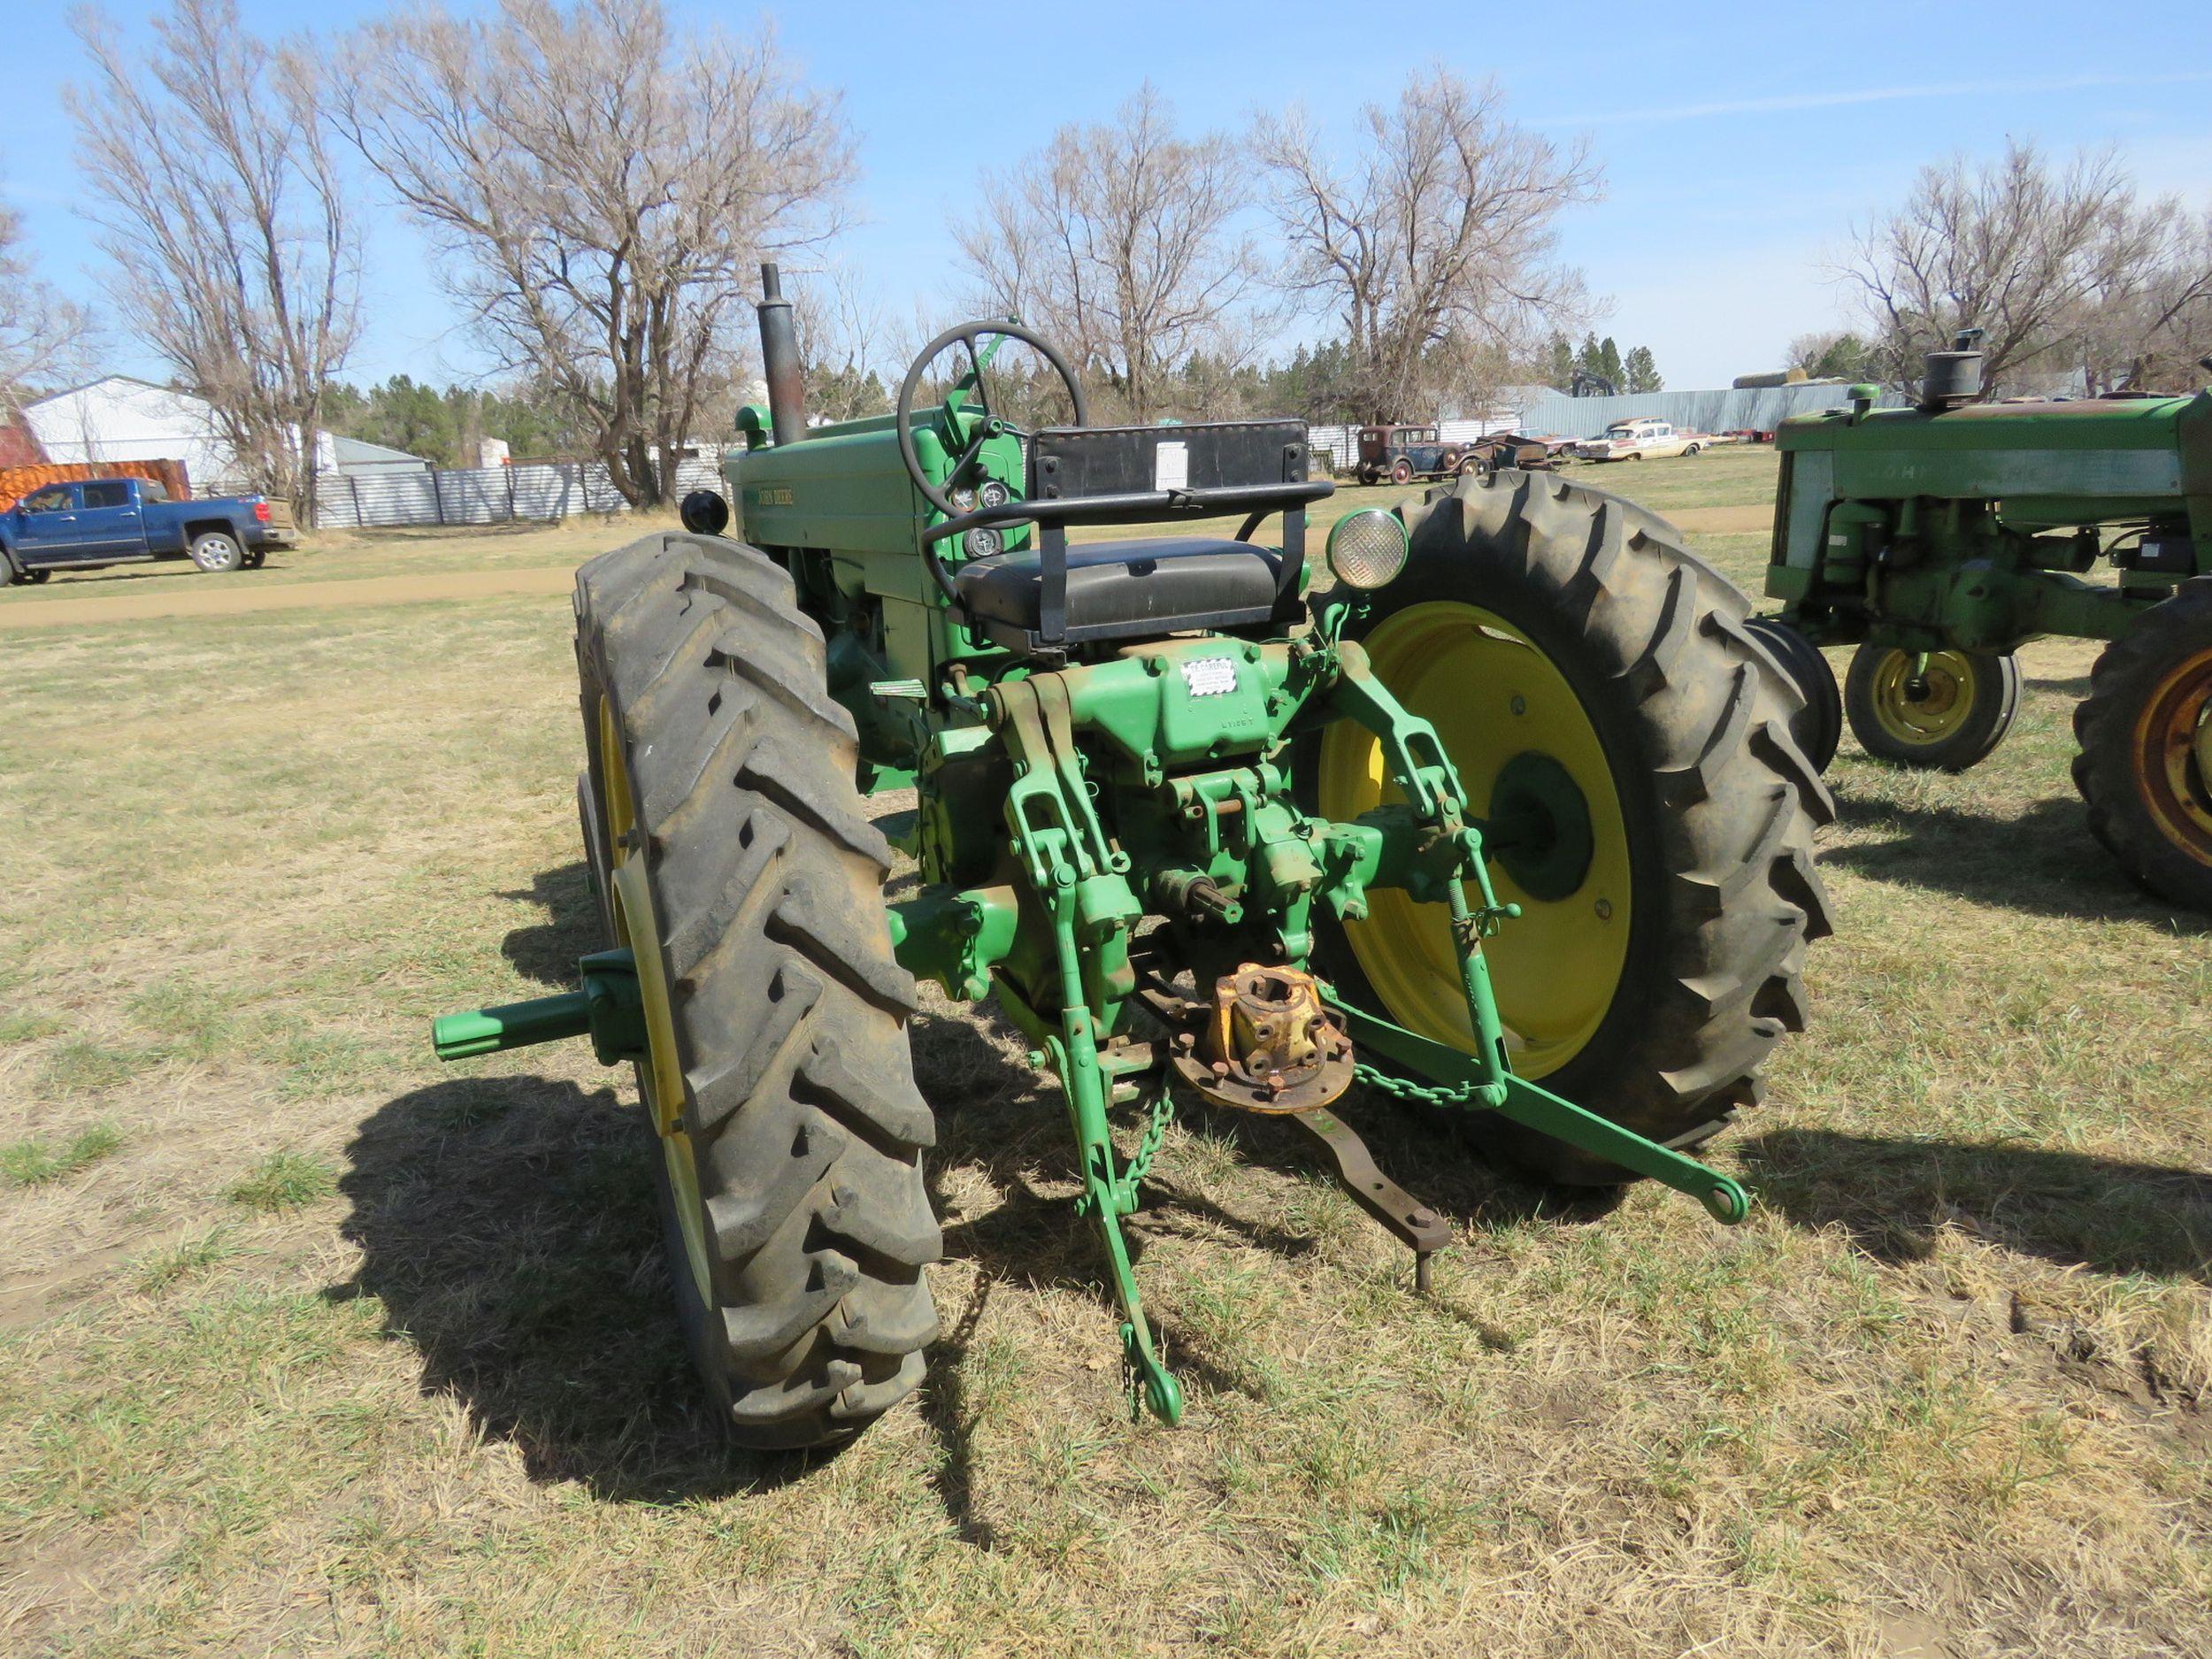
[[1822, 793, 2210, 930], [332, 1073, 834, 1503], [497, 860, 603, 987], [1740, 1127, 2212, 1283]]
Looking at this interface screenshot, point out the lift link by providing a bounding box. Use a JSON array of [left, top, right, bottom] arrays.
[[993, 672, 1184, 1426], [1320, 636, 1751, 1229]]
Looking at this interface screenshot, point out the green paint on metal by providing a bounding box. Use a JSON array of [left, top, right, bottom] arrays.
[[889, 886, 1020, 1000], [1486, 750, 1595, 902], [1325, 993, 1748, 1224], [1768, 388, 2212, 654], [432, 949, 646, 1067]]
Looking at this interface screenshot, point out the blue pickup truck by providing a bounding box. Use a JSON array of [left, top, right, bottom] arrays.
[[0, 476, 298, 584]]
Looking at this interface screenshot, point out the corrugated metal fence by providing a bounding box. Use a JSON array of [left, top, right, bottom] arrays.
[[316, 457, 726, 529], [1502, 382, 1907, 442], [315, 388, 1904, 525], [1303, 385, 1914, 465]]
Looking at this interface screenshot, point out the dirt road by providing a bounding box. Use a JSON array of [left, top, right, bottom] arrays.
[[1, 502, 1774, 631], [0, 565, 576, 629]]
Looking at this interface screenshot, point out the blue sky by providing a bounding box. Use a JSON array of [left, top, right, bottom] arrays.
[[5, 0, 2209, 394]]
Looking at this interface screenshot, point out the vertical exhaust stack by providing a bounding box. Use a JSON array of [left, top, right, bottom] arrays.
[[757, 262, 806, 447], [1921, 326, 1985, 411]]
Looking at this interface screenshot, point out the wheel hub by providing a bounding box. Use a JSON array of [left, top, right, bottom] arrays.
[[1873, 649, 1974, 741], [1171, 963, 1354, 1114], [2137, 645, 2212, 861], [1486, 750, 1595, 902], [1317, 599, 1632, 1079]]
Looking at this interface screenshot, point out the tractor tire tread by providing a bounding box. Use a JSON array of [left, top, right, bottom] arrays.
[[573, 529, 938, 1448], [1402, 468, 1833, 1182], [2071, 577, 2212, 909]]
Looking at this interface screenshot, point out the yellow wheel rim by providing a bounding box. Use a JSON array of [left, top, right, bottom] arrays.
[[1317, 601, 1632, 1079], [596, 695, 714, 1309], [2132, 645, 2212, 865], [1868, 649, 1978, 745]]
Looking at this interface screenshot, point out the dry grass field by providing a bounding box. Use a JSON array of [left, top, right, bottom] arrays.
[[3, 448, 2207, 1656]]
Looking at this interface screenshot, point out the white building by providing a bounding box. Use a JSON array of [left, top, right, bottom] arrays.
[[322, 434, 434, 477], [23, 376, 433, 495], [20, 375, 250, 494]]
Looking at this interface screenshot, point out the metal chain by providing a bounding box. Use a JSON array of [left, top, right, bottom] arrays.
[[1352, 1060, 1482, 1108], [1125, 1089, 1176, 1188]]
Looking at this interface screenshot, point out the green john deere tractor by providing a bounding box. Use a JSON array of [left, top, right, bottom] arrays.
[[1750, 330, 2212, 909], [431, 265, 1833, 1447]]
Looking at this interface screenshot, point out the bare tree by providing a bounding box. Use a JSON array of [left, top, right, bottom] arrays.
[[2076, 202, 2212, 394], [956, 86, 1256, 422], [67, 0, 358, 512], [789, 263, 892, 422], [1251, 69, 1601, 423], [0, 192, 89, 412], [1839, 142, 2185, 397], [337, 0, 851, 507]]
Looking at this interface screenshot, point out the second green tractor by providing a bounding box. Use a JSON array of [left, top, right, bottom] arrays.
[[1751, 330, 2212, 909], [433, 265, 1834, 1446]]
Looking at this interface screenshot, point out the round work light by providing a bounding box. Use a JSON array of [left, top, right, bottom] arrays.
[[1325, 509, 1410, 589]]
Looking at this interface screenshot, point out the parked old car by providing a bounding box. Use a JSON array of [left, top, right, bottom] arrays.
[[1355, 424, 1561, 483], [1356, 425, 1456, 483], [1570, 417, 1709, 462], [1463, 431, 1563, 473], [0, 476, 296, 583]]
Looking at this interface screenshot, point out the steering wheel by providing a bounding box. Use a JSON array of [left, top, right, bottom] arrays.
[[894, 320, 1090, 521]]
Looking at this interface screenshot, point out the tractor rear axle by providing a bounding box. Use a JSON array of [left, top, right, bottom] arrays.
[[430, 949, 647, 1068]]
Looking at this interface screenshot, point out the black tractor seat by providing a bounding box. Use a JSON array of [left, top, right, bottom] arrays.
[[919, 418, 1333, 655], [956, 536, 1285, 651]]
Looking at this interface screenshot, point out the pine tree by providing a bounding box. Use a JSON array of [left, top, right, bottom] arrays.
[[1545, 333, 1574, 391], [1622, 346, 1663, 394]]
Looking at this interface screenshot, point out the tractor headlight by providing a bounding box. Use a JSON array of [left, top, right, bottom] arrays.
[[1325, 509, 1409, 589]]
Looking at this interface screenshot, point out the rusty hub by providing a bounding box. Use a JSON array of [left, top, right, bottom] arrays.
[[1169, 962, 1355, 1114]]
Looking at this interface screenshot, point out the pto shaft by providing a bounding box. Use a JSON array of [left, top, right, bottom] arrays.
[[431, 949, 648, 1066], [432, 992, 594, 1061]]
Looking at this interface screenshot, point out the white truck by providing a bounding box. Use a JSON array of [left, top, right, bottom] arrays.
[[1571, 417, 1708, 462]]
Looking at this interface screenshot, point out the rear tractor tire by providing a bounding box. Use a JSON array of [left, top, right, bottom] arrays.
[[2072, 578, 2212, 910], [1312, 468, 1835, 1187], [575, 530, 941, 1448], [1844, 643, 2021, 770]]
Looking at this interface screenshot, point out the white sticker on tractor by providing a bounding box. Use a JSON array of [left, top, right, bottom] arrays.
[[1154, 441, 1188, 491], [1181, 657, 1237, 697]]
